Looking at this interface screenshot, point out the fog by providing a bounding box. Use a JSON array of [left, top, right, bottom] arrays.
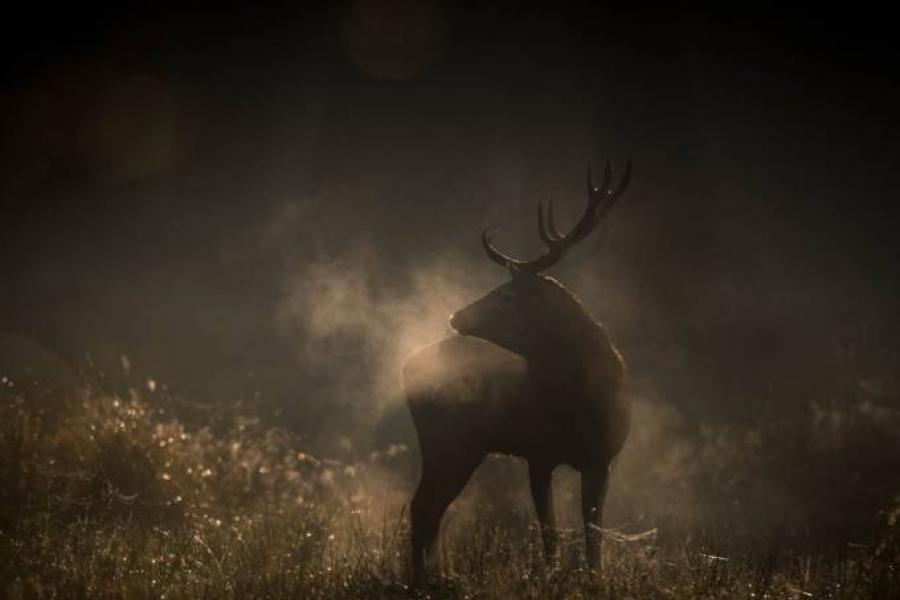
[[2, 2, 898, 540]]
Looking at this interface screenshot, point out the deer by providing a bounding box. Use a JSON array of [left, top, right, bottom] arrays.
[[403, 160, 632, 581]]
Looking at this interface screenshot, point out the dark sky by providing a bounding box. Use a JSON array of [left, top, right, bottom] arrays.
[[2, 1, 898, 431]]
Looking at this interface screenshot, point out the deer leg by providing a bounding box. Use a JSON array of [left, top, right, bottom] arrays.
[[528, 461, 557, 564], [581, 462, 610, 570], [410, 450, 482, 584]]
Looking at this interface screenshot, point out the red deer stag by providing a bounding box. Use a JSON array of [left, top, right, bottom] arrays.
[[404, 160, 632, 580]]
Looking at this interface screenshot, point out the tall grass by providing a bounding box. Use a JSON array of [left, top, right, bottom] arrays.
[[1, 374, 899, 599]]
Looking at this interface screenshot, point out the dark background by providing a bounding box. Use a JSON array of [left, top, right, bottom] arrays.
[[2, 1, 898, 441]]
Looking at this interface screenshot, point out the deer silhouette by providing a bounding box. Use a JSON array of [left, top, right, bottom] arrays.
[[404, 160, 632, 581]]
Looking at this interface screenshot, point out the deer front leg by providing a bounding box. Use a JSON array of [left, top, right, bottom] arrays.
[[528, 461, 557, 565], [410, 448, 483, 585], [580, 464, 610, 570]]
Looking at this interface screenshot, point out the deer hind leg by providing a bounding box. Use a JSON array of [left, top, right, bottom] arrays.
[[581, 462, 610, 570], [527, 461, 558, 565], [410, 447, 482, 584]]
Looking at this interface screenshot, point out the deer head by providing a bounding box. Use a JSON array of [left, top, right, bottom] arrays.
[[449, 160, 631, 358]]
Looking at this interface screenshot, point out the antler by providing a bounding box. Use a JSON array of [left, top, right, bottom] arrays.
[[482, 159, 631, 272]]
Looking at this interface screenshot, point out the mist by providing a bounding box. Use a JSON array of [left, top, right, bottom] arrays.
[[2, 0, 899, 555]]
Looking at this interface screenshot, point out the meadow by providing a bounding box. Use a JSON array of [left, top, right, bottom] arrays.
[[1, 368, 899, 599]]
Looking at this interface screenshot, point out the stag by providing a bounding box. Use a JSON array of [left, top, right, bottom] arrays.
[[404, 160, 632, 580]]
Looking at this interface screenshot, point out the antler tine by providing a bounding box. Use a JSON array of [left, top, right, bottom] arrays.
[[537, 201, 555, 246], [562, 161, 611, 245], [537, 197, 562, 247], [601, 160, 612, 196], [590, 159, 632, 227], [585, 161, 610, 203], [482, 225, 522, 269], [546, 197, 561, 240], [587, 160, 614, 222]]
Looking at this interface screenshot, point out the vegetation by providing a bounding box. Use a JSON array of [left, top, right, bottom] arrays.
[[1, 369, 899, 599]]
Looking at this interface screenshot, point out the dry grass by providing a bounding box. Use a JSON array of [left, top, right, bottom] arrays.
[[4, 504, 900, 599], [1, 377, 899, 599]]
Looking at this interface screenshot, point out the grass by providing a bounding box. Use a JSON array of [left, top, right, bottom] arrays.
[[4, 506, 899, 599], [1, 376, 899, 598]]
